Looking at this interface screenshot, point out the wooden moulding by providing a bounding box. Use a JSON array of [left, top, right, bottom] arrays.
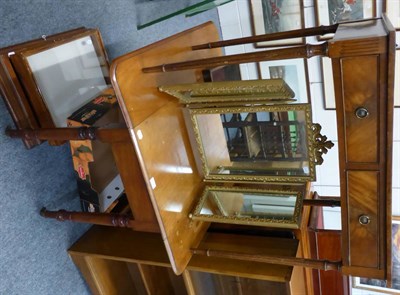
[[0, 55, 40, 148]]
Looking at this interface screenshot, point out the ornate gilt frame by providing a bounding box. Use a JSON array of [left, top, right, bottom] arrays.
[[189, 186, 304, 229], [159, 79, 295, 105], [189, 103, 332, 183]]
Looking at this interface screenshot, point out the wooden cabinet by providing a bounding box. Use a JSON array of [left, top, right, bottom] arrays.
[[68, 226, 307, 295], [330, 17, 395, 279]]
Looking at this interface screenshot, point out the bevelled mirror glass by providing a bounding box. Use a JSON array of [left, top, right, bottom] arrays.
[[188, 104, 333, 182], [190, 186, 304, 229]]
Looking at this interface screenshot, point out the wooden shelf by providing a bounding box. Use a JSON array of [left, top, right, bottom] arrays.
[[69, 226, 306, 295]]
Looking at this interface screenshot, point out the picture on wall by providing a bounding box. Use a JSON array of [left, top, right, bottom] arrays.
[[250, 0, 304, 47], [259, 58, 309, 103], [353, 219, 400, 294], [328, 0, 364, 23], [314, 0, 375, 39]]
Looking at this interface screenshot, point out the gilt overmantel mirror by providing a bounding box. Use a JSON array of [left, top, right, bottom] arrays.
[[188, 103, 333, 183]]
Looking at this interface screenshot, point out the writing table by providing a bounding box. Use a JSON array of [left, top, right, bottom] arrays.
[[111, 22, 222, 274]]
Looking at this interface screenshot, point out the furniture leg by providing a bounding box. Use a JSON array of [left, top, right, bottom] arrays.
[[5, 126, 130, 143], [192, 248, 342, 271], [40, 207, 156, 231], [142, 43, 328, 73], [192, 24, 338, 50], [111, 141, 160, 233]]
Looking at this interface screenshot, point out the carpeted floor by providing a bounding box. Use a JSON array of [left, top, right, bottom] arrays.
[[0, 1, 220, 294]]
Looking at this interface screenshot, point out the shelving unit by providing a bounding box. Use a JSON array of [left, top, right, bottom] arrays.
[[68, 226, 306, 295]]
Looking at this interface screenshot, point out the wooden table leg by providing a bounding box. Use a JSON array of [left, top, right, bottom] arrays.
[[192, 248, 342, 272], [40, 207, 157, 232], [5, 126, 130, 143]]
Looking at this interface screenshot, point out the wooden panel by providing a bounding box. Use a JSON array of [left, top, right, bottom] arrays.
[[132, 101, 207, 275], [0, 55, 41, 148], [347, 171, 379, 268], [138, 264, 185, 295], [69, 226, 297, 282], [341, 55, 379, 164], [191, 232, 297, 282], [84, 256, 137, 295], [308, 229, 349, 295], [111, 141, 160, 232], [288, 244, 306, 295], [69, 254, 104, 295], [111, 22, 222, 275], [329, 20, 386, 58], [126, 264, 147, 295]]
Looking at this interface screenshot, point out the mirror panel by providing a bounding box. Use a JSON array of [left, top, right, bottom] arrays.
[[189, 104, 327, 182], [191, 186, 303, 229], [26, 35, 109, 127]]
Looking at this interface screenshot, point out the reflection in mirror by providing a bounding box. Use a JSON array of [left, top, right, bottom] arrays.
[[26, 35, 109, 126], [190, 186, 303, 229], [189, 104, 331, 182]]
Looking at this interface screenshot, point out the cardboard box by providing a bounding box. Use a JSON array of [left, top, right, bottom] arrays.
[[67, 87, 125, 212]]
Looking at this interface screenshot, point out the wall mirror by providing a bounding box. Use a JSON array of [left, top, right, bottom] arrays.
[[188, 103, 333, 182], [189, 185, 304, 229]]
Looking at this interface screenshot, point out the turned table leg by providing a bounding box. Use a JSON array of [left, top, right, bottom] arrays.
[[5, 127, 130, 143]]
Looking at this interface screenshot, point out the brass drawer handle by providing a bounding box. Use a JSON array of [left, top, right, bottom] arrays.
[[359, 215, 371, 225], [355, 107, 369, 119]]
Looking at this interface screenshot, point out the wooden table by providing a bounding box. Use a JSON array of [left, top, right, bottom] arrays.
[[111, 17, 396, 281], [110, 22, 222, 274]]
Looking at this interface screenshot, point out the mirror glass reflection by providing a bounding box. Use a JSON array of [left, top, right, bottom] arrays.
[[192, 186, 303, 228], [27, 36, 109, 126], [191, 105, 314, 182]]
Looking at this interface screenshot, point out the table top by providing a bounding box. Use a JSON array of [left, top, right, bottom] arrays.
[[110, 22, 222, 274]]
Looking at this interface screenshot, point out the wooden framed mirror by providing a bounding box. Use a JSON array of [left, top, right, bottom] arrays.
[[10, 29, 110, 128], [187, 103, 332, 183], [0, 28, 110, 147]]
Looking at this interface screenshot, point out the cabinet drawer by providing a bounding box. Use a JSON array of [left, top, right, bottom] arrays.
[[342, 56, 379, 164], [346, 171, 380, 268]]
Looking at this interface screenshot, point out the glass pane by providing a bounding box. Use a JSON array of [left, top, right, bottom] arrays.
[[27, 36, 109, 126], [195, 109, 310, 177], [200, 190, 297, 221]]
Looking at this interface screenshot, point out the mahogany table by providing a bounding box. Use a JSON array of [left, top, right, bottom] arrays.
[[110, 22, 222, 274], [111, 17, 396, 282]]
